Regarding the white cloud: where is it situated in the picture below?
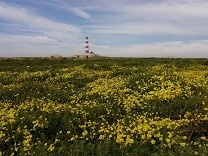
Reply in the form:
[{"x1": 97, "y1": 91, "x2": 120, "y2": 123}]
[
  {"x1": 82, "y1": 0, "x2": 208, "y2": 37},
  {"x1": 86, "y1": 22, "x2": 208, "y2": 36},
  {"x1": 28, "y1": 0, "x2": 91, "y2": 20},
  {"x1": 0, "y1": 2, "x2": 81, "y2": 42},
  {"x1": 0, "y1": 2, "x2": 83, "y2": 57},
  {"x1": 0, "y1": 35, "x2": 81, "y2": 57},
  {"x1": 1, "y1": 34, "x2": 207, "y2": 58},
  {"x1": 92, "y1": 40, "x2": 208, "y2": 58},
  {"x1": 70, "y1": 7, "x2": 90, "y2": 20}
]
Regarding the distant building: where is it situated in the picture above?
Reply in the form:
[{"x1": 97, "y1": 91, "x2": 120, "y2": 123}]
[
  {"x1": 90, "y1": 51, "x2": 94, "y2": 54},
  {"x1": 50, "y1": 54, "x2": 63, "y2": 59},
  {"x1": 73, "y1": 54, "x2": 95, "y2": 59},
  {"x1": 165, "y1": 56, "x2": 177, "y2": 58}
]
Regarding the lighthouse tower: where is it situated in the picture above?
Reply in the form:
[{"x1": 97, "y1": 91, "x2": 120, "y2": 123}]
[{"x1": 85, "y1": 35, "x2": 89, "y2": 54}]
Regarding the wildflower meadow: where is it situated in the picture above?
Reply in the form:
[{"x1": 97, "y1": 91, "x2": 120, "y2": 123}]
[{"x1": 0, "y1": 58, "x2": 208, "y2": 156}]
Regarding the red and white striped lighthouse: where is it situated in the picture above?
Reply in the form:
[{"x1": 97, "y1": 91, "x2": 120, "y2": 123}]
[{"x1": 85, "y1": 35, "x2": 89, "y2": 54}]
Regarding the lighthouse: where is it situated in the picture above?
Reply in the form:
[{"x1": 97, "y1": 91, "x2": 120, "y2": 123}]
[
  {"x1": 73, "y1": 35, "x2": 99, "y2": 58},
  {"x1": 85, "y1": 35, "x2": 89, "y2": 54}
]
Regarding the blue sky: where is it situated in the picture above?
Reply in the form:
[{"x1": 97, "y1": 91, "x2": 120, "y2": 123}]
[{"x1": 0, "y1": 0, "x2": 208, "y2": 57}]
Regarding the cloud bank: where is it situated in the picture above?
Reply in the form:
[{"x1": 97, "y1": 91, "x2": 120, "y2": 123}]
[{"x1": 0, "y1": 0, "x2": 208, "y2": 57}]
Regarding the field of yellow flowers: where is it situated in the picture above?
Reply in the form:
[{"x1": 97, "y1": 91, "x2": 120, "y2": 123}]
[{"x1": 0, "y1": 58, "x2": 208, "y2": 155}]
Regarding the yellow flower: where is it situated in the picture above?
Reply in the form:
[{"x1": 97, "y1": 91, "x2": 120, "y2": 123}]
[
  {"x1": 70, "y1": 135, "x2": 78, "y2": 141},
  {"x1": 0, "y1": 131, "x2": 5, "y2": 139},
  {"x1": 82, "y1": 130, "x2": 88, "y2": 137},
  {"x1": 126, "y1": 135, "x2": 134, "y2": 145},
  {"x1": 166, "y1": 138, "x2": 170, "y2": 143},
  {"x1": 200, "y1": 136, "x2": 206, "y2": 140},
  {"x1": 182, "y1": 136, "x2": 187, "y2": 140},
  {"x1": 116, "y1": 134, "x2": 124, "y2": 144},
  {"x1": 151, "y1": 139, "x2": 156, "y2": 144},
  {"x1": 10, "y1": 153, "x2": 15, "y2": 156},
  {"x1": 180, "y1": 142, "x2": 186, "y2": 147},
  {"x1": 48, "y1": 144, "x2": 55, "y2": 152},
  {"x1": 147, "y1": 133, "x2": 152, "y2": 140},
  {"x1": 141, "y1": 134, "x2": 146, "y2": 140},
  {"x1": 99, "y1": 135, "x2": 105, "y2": 140}
]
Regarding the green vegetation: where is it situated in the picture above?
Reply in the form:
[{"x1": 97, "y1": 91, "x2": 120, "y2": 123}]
[{"x1": 0, "y1": 57, "x2": 208, "y2": 155}]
